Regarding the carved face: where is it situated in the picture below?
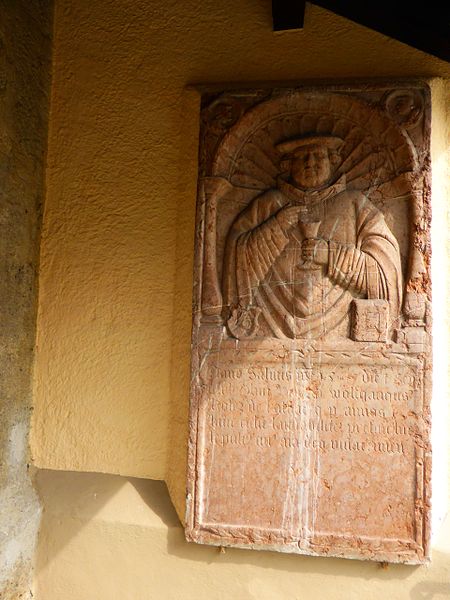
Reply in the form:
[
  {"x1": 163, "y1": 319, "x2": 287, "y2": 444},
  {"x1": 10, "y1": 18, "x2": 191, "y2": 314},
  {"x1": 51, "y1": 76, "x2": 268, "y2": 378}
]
[{"x1": 289, "y1": 145, "x2": 333, "y2": 189}]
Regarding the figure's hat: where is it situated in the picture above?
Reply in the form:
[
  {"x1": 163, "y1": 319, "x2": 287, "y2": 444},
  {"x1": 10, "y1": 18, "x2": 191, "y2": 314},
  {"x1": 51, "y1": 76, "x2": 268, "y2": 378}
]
[{"x1": 276, "y1": 135, "x2": 344, "y2": 156}]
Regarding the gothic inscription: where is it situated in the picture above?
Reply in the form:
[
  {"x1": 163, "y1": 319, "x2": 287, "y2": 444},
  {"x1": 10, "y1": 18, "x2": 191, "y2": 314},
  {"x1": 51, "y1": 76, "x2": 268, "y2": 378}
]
[
  {"x1": 205, "y1": 363, "x2": 418, "y2": 455},
  {"x1": 186, "y1": 83, "x2": 432, "y2": 563}
]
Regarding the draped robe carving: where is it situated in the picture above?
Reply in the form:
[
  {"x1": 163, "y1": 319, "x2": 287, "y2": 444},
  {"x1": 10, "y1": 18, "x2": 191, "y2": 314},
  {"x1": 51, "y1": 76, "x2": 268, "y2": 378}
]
[{"x1": 222, "y1": 176, "x2": 403, "y2": 340}]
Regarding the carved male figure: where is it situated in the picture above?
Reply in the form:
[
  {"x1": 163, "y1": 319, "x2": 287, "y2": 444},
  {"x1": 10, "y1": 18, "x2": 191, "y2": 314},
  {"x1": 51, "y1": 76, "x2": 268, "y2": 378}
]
[{"x1": 222, "y1": 135, "x2": 403, "y2": 339}]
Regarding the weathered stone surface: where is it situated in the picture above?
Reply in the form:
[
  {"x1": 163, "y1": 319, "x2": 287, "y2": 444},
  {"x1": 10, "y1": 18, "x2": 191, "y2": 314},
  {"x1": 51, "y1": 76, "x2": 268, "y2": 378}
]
[
  {"x1": 0, "y1": 1, "x2": 52, "y2": 596},
  {"x1": 186, "y1": 83, "x2": 432, "y2": 563}
]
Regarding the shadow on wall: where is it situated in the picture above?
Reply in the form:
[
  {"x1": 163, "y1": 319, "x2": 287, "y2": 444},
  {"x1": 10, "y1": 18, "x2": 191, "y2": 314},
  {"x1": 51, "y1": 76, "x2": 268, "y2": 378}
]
[
  {"x1": 35, "y1": 469, "x2": 180, "y2": 574},
  {"x1": 410, "y1": 582, "x2": 450, "y2": 600},
  {"x1": 134, "y1": 474, "x2": 419, "y2": 579},
  {"x1": 35, "y1": 470, "x2": 127, "y2": 574},
  {"x1": 138, "y1": 477, "x2": 450, "y2": 600},
  {"x1": 35, "y1": 469, "x2": 450, "y2": 600}
]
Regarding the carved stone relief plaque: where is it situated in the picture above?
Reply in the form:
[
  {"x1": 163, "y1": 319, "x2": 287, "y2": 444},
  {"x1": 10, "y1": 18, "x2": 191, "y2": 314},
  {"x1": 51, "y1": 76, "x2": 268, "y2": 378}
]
[{"x1": 186, "y1": 83, "x2": 432, "y2": 563}]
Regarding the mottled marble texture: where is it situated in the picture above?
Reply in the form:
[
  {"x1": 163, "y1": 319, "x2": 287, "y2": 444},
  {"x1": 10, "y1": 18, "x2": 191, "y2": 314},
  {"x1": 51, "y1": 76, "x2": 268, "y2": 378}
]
[{"x1": 186, "y1": 83, "x2": 432, "y2": 563}]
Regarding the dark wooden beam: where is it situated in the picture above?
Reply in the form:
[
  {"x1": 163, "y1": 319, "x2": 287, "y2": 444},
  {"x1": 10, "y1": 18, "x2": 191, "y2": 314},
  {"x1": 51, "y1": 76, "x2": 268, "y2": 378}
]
[
  {"x1": 272, "y1": 0, "x2": 306, "y2": 31},
  {"x1": 310, "y1": 1, "x2": 450, "y2": 63}
]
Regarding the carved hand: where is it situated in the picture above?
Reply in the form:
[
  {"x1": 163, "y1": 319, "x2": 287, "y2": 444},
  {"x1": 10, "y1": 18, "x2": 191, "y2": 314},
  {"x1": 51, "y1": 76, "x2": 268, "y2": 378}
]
[
  {"x1": 301, "y1": 238, "x2": 329, "y2": 265},
  {"x1": 275, "y1": 204, "x2": 304, "y2": 230}
]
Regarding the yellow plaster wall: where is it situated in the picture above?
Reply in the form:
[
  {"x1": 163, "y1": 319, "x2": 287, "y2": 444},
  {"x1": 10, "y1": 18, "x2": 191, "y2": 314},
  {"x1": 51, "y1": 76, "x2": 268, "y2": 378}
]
[
  {"x1": 30, "y1": 1, "x2": 450, "y2": 597},
  {"x1": 32, "y1": 0, "x2": 450, "y2": 484},
  {"x1": 34, "y1": 470, "x2": 450, "y2": 600}
]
